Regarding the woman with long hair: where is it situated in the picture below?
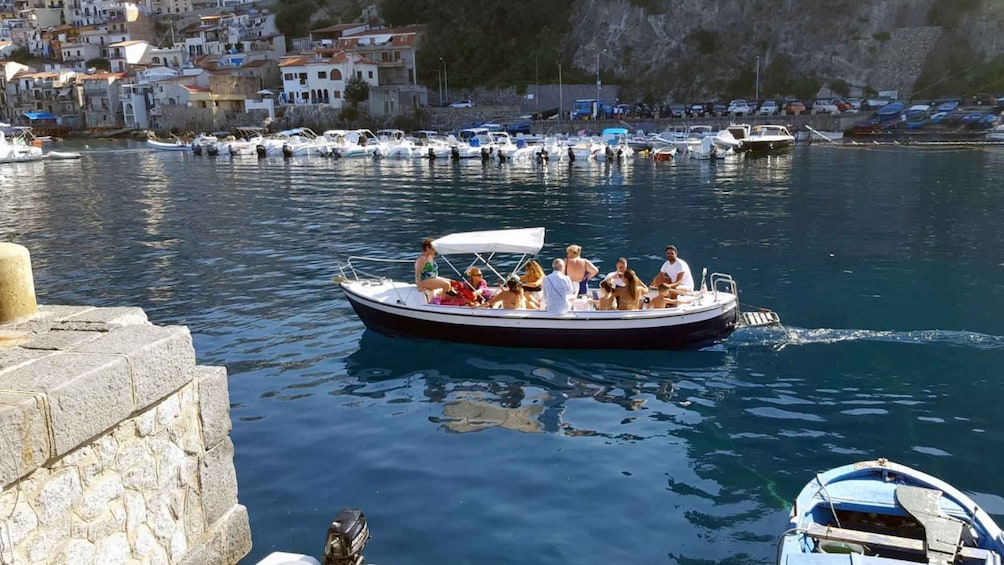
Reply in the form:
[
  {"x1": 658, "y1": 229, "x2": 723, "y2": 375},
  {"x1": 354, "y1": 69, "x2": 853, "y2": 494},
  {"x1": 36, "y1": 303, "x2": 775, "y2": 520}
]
[{"x1": 613, "y1": 269, "x2": 649, "y2": 310}]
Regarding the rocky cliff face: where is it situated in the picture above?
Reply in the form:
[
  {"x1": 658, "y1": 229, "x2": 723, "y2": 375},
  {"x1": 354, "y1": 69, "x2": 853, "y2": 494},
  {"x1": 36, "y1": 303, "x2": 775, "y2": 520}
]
[{"x1": 563, "y1": 0, "x2": 1004, "y2": 100}]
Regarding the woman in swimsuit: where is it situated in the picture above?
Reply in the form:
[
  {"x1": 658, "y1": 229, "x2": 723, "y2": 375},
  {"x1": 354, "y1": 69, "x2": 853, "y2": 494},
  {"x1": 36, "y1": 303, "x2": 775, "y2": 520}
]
[
  {"x1": 612, "y1": 269, "x2": 649, "y2": 311},
  {"x1": 564, "y1": 244, "x2": 599, "y2": 297},
  {"x1": 488, "y1": 277, "x2": 539, "y2": 310},
  {"x1": 519, "y1": 260, "x2": 545, "y2": 305},
  {"x1": 415, "y1": 238, "x2": 454, "y2": 296}
]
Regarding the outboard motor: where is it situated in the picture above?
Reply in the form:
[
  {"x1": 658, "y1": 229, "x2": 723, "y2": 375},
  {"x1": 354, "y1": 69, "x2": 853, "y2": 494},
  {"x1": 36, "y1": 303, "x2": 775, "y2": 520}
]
[
  {"x1": 192, "y1": 143, "x2": 202, "y2": 156},
  {"x1": 481, "y1": 146, "x2": 490, "y2": 163},
  {"x1": 428, "y1": 147, "x2": 436, "y2": 160},
  {"x1": 229, "y1": 145, "x2": 238, "y2": 156},
  {"x1": 567, "y1": 147, "x2": 575, "y2": 162},
  {"x1": 282, "y1": 144, "x2": 293, "y2": 159},
  {"x1": 540, "y1": 148, "x2": 549, "y2": 163},
  {"x1": 206, "y1": 143, "x2": 219, "y2": 157},
  {"x1": 451, "y1": 146, "x2": 460, "y2": 161},
  {"x1": 255, "y1": 144, "x2": 266, "y2": 159},
  {"x1": 605, "y1": 145, "x2": 614, "y2": 160},
  {"x1": 497, "y1": 149, "x2": 506, "y2": 164}
]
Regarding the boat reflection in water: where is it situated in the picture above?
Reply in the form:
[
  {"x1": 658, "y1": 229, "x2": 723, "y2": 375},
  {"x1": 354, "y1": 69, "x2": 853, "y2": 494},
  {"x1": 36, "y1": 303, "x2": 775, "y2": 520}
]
[{"x1": 341, "y1": 332, "x2": 739, "y2": 437}]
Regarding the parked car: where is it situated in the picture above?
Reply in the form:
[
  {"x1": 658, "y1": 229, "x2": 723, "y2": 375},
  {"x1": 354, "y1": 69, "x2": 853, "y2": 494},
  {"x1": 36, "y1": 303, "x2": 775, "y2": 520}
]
[
  {"x1": 846, "y1": 97, "x2": 863, "y2": 111},
  {"x1": 832, "y1": 98, "x2": 853, "y2": 112},
  {"x1": 668, "y1": 103, "x2": 686, "y2": 118},
  {"x1": 727, "y1": 99, "x2": 752, "y2": 115},
  {"x1": 707, "y1": 101, "x2": 727, "y2": 115},
  {"x1": 449, "y1": 100, "x2": 474, "y2": 108},
  {"x1": 784, "y1": 100, "x2": 807, "y2": 115},
  {"x1": 689, "y1": 103, "x2": 706, "y2": 117},
  {"x1": 812, "y1": 99, "x2": 840, "y2": 114},
  {"x1": 758, "y1": 99, "x2": 779, "y2": 115}
]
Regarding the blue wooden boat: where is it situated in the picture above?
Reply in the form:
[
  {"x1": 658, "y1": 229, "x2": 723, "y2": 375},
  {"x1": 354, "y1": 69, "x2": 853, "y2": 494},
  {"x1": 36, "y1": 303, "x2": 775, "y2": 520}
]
[{"x1": 778, "y1": 458, "x2": 1004, "y2": 565}]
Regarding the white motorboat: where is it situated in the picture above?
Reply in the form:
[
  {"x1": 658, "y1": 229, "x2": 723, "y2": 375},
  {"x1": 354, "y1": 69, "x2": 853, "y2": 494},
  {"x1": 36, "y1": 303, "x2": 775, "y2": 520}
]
[
  {"x1": 336, "y1": 227, "x2": 774, "y2": 350},
  {"x1": 146, "y1": 138, "x2": 191, "y2": 152},
  {"x1": 45, "y1": 151, "x2": 81, "y2": 160},
  {"x1": 0, "y1": 127, "x2": 46, "y2": 163},
  {"x1": 740, "y1": 124, "x2": 795, "y2": 153}
]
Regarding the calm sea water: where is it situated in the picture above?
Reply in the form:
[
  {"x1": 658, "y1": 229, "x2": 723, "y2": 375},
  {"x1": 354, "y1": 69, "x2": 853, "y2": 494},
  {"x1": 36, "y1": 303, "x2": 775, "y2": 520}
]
[{"x1": 3, "y1": 141, "x2": 1004, "y2": 564}]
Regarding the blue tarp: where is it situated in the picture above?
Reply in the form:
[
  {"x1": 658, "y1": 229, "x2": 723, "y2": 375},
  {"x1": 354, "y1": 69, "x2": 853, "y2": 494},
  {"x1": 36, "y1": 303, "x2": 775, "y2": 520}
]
[{"x1": 23, "y1": 112, "x2": 57, "y2": 120}]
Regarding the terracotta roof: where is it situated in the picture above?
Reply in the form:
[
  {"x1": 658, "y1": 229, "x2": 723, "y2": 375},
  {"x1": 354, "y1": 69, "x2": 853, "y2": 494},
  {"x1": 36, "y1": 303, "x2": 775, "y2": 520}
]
[
  {"x1": 81, "y1": 71, "x2": 127, "y2": 80},
  {"x1": 242, "y1": 59, "x2": 273, "y2": 68},
  {"x1": 311, "y1": 23, "x2": 362, "y2": 33},
  {"x1": 278, "y1": 56, "x2": 307, "y2": 67},
  {"x1": 182, "y1": 84, "x2": 210, "y2": 92},
  {"x1": 108, "y1": 39, "x2": 146, "y2": 47}
]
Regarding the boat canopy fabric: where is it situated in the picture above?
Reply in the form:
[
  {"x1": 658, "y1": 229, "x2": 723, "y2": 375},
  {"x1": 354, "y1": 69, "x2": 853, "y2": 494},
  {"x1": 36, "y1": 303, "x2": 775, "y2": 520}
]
[
  {"x1": 23, "y1": 112, "x2": 57, "y2": 120},
  {"x1": 432, "y1": 227, "x2": 545, "y2": 255}
]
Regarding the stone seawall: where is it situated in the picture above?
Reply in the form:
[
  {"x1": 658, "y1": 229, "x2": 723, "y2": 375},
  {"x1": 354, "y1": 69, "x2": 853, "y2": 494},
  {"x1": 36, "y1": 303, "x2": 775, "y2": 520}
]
[{"x1": 0, "y1": 305, "x2": 250, "y2": 564}]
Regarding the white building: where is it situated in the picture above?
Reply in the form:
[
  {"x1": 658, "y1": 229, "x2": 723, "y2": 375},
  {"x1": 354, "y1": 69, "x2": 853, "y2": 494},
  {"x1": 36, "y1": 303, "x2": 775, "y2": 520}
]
[
  {"x1": 107, "y1": 39, "x2": 150, "y2": 72},
  {"x1": 278, "y1": 51, "x2": 378, "y2": 107}
]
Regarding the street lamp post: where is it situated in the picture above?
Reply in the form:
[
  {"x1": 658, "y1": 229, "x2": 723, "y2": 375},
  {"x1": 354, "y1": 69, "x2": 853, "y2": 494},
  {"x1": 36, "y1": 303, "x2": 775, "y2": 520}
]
[
  {"x1": 439, "y1": 58, "x2": 448, "y2": 105},
  {"x1": 595, "y1": 49, "x2": 605, "y2": 119},
  {"x1": 755, "y1": 55, "x2": 760, "y2": 100},
  {"x1": 437, "y1": 69, "x2": 442, "y2": 106},
  {"x1": 557, "y1": 62, "x2": 562, "y2": 125}
]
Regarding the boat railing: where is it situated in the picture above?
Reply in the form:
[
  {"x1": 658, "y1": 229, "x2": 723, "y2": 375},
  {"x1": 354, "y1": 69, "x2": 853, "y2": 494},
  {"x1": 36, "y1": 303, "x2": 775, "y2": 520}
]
[
  {"x1": 709, "y1": 272, "x2": 736, "y2": 297},
  {"x1": 339, "y1": 256, "x2": 412, "y2": 282}
]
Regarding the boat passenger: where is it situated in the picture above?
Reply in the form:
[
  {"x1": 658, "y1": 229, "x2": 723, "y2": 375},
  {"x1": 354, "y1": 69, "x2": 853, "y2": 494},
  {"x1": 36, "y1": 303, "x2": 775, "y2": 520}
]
[
  {"x1": 464, "y1": 267, "x2": 493, "y2": 304},
  {"x1": 488, "y1": 277, "x2": 538, "y2": 310},
  {"x1": 564, "y1": 245, "x2": 599, "y2": 297},
  {"x1": 591, "y1": 280, "x2": 618, "y2": 311},
  {"x1": 519, "y1": 260, "x2": 545, "y2": 305},
  {"x1": 613, "y1": 269, "x2": 649, "y2": 310},
  {"x1": 415, "y1": 238, "x2": 454, "y2": 298},
  {"x1": 648, "y1": 283, "x2": 679, "y2": 309},
  {"x1": 601, "y1": 257, "x2": 629, "y2": 288},
  {"x1": 543, "y1": 259, "x2": 576, "y2": 314},
  {"x1": 650, "y1": 244, "x2": 694, "y2": 298}
]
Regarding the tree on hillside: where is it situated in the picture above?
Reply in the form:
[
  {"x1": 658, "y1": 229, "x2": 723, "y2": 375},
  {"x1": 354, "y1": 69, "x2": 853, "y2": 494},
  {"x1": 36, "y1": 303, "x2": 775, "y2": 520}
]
[{"x1": 86, "y1": 57, "x2": 111, "y2": 71}]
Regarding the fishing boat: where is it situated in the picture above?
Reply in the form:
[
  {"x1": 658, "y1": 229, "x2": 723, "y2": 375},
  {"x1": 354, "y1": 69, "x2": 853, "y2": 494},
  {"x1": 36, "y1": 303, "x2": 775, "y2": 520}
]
[
  {"x1": 0, "y1": 127, "x2": 45, "y2": 163},
  {"x1": 336, "y1": 227, "x2": 777, "y2": 350},
  {"x1": 777, "y1": 458, "x2": 1004, "y2": 565}
]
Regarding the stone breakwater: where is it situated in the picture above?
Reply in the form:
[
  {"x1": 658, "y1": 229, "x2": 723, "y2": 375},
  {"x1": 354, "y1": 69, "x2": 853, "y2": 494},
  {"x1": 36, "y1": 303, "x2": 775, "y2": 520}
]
[{"x1": 0, "y1": 305, "x2": 250, "y2": 565}]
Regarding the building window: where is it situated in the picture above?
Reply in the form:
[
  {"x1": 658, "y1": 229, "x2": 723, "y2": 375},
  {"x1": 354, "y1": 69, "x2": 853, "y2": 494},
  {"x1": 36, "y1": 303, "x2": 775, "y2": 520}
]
[
  {"x1": 356, "y1": 71, "x2": 362, "y2": 79},
  {"x1": 333, "y1": 91, "x2": 340, "y2": 99},
  {"x1": 367, "y1": 71, "x2": 373, "y2": 79},
  {"x1": 284, "y1": 73, "x2": 292, "y2": 80},
  {"x1": 394, "y1": 51, "x2": 400, "y2": 61},
  {"x1": 318, "y1": 71, "x2": 326, "y2": 79},
  {"x1": 330, "y1": 69, "x2": 341, "y2": 80}
]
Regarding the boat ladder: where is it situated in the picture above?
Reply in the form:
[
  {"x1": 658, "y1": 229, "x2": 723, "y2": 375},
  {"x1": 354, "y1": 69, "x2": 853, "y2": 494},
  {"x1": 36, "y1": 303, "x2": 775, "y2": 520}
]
[{"x1": 739, "y1": 309, "x2": 781, "y2": 328}]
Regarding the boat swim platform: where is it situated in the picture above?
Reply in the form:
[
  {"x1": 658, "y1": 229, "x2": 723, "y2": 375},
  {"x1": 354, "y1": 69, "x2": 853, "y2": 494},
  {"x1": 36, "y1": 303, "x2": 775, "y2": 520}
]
[{"x1": 738, "y1": 309, "x2": 781, "y2": 328}]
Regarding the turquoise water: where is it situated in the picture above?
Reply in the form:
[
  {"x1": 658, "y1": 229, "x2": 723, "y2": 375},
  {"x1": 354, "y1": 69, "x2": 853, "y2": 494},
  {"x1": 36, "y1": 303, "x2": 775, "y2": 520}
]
[{"x1": 3, "y1": 142, "x2": 1004, "y2": 563}]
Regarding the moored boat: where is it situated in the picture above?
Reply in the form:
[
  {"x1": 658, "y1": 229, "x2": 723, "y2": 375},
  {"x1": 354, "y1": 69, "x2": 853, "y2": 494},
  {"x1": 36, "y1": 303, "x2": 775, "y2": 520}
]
[
  {"x1": 0, "y1": 127, "x2": 45, "y2": 163},
  {"x1": 336, "y1": 227, "x2": 772, "y2": 350},
  {"x1": 740, "y1": 124, "x2": 795, "y2": 153},
  {"x1": 147, "y1": 138, "x2": 191, "y2": 152},
  {"x1": 778, "y1": 458, "x2": 1004, "y2": 565}
]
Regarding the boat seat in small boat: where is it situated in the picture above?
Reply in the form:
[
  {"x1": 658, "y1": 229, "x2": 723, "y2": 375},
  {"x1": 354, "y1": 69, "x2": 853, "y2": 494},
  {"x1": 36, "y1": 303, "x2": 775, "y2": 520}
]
[{"x1": 802, "y1": 523, "x2": 995, "y2": 564}]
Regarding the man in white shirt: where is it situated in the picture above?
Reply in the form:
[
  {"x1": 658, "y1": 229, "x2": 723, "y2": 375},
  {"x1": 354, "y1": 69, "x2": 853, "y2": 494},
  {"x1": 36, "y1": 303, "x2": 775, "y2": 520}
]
[
  {"x1": 601, "y1": 257, "x2": 628, "y2": 288},
  {"x1": 650, "y1": 245, "x2": 693, "y2": 298},
  {"x1": 543, "y1": 258, "x2": 576, "y2": 314}
]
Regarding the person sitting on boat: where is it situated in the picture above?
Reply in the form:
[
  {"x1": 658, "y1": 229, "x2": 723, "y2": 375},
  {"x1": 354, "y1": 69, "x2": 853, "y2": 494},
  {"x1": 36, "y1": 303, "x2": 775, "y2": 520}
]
[
  {"x1": 543, "y1": 258, "x2": 577, "y2": 314},
  {"x1": 648, "y1": 283, "x2": 679, "y2": 309},
  {"x1": 650, "y1": 245, "x2": 694, "y2": 298},
  {"x1": 488, "y1": 277, "x2": 538, "y2": 310},
  {"x1": 591, "y1": 279, "x2": 618, "y2": 311},
  {"x1": 415, "y1": 238, "x2": 455, "y2": 299},
  {"x1": 564, "y1": 244, "x2": 599, "y2": 297},
  {"x1": 519, "y1": 260, "x2": 545, "y2": 305},
  {"x1": 601, "y1": 257, "x2": 629, "y2": 288},
  {"x1": 613, "y1": 269, "x2": 650, "y2": 311},
  {"x1": 464, "y1": 267, "x2": 493, "y2": 304}
]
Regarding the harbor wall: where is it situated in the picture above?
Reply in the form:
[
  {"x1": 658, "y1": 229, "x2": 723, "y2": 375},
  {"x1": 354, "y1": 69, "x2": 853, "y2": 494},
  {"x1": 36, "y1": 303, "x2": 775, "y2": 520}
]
[{"x1": 0, "y1": 305, "x2": 251, "y2": 565}]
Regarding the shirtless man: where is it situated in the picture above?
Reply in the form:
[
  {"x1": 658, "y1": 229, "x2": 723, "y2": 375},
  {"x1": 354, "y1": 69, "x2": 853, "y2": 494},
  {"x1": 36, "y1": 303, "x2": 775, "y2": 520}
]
[
  {"x1": 564, "y1": 244, "x2": 599, "y2": 297},
  {"x1": 488, "y1": 277, "x2": 538, "y2": 310}
]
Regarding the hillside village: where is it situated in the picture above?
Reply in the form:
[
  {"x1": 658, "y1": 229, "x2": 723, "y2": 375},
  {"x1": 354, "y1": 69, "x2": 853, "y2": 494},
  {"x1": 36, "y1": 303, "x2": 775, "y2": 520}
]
[{"x1": 0, "y1": 0, "x2": 428, "y2": 135}]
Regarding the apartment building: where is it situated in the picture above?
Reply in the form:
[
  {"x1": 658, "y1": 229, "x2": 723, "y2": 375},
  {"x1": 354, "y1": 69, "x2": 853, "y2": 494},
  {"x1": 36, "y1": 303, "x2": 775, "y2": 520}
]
[{"x1": 80, "y1": 69, "x2": 124, "y2": 128}]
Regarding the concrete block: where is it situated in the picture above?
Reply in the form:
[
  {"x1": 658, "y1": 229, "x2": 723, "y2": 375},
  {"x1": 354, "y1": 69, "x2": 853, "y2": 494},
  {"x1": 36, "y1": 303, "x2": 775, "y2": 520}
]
[
  {"x1": 21, "y1": 329, "x2": 103, "y2": 351},
  {"x1": 196, "y1": 366, "x2": 232, "y2": 449},
  {"x1": 75, "y1": 324, "x2": 196, "y2": 410},
  {"x1": 35, "y1": 305, "x2": 96, "y2": 321},
  {"x1": 65, "y1": 306, "x2": 149, "y2": 326},
  {"x1": 0, "y1": 352, "x2": 133, "y2": 457},
  {"x1": 222, "y1": 504, "x2": 253, "y2": 565},
  {"x1": 0, "y1": 392, "x2": 50, "y2": 485},
  {"x1": 199, "y1": 437, "x2": 238, "y2": 526},
  {"x1": 0, "y1": 347, "x2": 50, "y2": 376}
]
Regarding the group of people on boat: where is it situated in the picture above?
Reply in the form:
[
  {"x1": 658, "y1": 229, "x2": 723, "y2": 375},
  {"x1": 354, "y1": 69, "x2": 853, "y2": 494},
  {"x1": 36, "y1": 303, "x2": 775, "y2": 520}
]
[{"x1": 415, "y1": 238, "x2": 696, "y2": 313}]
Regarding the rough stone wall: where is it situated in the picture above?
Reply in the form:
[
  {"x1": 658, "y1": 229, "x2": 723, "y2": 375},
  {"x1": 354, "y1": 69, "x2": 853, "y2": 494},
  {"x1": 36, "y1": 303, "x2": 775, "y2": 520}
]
[{"x1": 0, "y1": 305, "x2": 251, "y2": 565}]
